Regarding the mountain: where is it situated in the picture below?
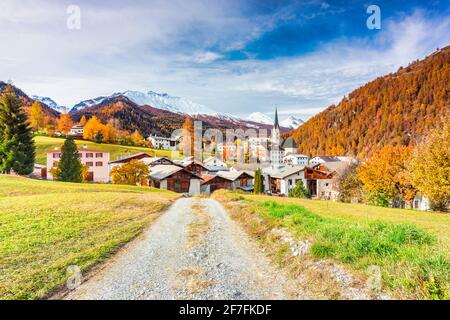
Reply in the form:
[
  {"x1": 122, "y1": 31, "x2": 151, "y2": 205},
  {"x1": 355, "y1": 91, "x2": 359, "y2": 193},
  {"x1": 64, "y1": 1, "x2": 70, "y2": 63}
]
[
  {"x1": 70, "y1": 95, "x2": 281, "y2": 137},
  {"x1": 71, "y1": 96, "x2": 111, "y2": 113},
  {"x1": 31, "y1": 96, "x2": 66, "y2": 113},
  {"x1": 71, "y1": 90, "x2": 218, "y2": 115},
  {"x1": 290, "y1": 46, "x2": 450, "y2": 158},
  {"x1": 0, "y1": 82, "x2": 60, "y2": 119},
  {"x1": 280, "y1": 115, "x2": 304, "y2": 129},
  {"x1": 71, "y1": 95, "x2": 187, "y2": 137},
  {"x1": 247, "y1": 112, "x2": 273, "y2": 125}
]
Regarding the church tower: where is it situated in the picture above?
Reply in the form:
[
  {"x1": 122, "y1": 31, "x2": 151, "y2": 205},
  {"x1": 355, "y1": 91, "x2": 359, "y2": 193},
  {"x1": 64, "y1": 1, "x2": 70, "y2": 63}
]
[
  {"x1": 271, "y1": 107, "x2": 281, "y2": 146},
  {"x1": 270, "y1": 107, "x2": 283, "y2": 166}
]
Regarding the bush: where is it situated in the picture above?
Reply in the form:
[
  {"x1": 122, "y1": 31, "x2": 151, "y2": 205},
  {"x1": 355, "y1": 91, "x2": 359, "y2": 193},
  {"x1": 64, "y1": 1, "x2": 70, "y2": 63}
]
[{"x1": 288, "y1": 180, "x2": 310, "y2": 198}]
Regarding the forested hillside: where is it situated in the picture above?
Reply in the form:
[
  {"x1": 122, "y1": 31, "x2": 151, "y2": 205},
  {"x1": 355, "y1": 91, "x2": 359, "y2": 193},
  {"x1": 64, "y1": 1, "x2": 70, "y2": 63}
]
[{"x1": 291, "y1": 46, "x2": 450, "y2": 158}]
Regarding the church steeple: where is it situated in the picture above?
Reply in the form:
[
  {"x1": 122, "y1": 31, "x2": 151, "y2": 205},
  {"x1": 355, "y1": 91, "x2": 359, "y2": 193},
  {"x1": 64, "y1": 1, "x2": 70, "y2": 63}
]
[{"x1": 274, "y1": 107, "x2": 280, "y2": 129}]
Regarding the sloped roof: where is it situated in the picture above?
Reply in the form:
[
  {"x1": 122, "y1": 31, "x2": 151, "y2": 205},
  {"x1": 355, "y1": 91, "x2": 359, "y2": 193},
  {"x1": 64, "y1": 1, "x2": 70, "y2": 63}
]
[
  {"x1": 109, "y1": 152, "x2": 153, "y2": 164},
  {"x1": 263, "y1": 165, "x2": 306, "y2": 179},
  {"x1": 204, "y1": 165, "x2": 228, "y2": 172},
  {"x1": 216, "y1": 170, "x2": 253, "y2": 181},
  {"x1": 200, "y1": 174, "x2": 231, "y2": 185},
  {"x1": 312, "y1": 156, "x2": 340, "y2": 162},
  {"x1": 149, "y1": 165, "x2": 201, "y2": 181}
]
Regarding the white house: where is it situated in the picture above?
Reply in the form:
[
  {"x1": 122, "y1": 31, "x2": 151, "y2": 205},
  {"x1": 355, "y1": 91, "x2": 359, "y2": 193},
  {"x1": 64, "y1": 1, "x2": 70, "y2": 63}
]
[
  {"x1": 309, "y1": 156, "x2": 341, "y2": 166},
  {"x1": 412, "y1": 195, "x2": 431, "y2": 211},
  {"x1": 147, "y1": 135, "x2": 179, "y2": 150},
  {"x1": 68, "y1": 125, "x2": 84, "y2": 137},
  {"x1": 47, "y1": 146, "x2": 110, "y2": 183},
  {"x1": 283, "y1": 153, "x2": 309, "y2": 166},
  {"x1": 262, "y1": 165, "x2": 334, "y2": 197},
  {"x1": 203, "y1": 156, "x2": 227, "y2": 168}
]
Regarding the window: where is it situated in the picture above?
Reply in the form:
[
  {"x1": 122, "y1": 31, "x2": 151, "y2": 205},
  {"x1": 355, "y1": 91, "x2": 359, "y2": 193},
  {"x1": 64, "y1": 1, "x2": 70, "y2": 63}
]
[
  {"x1": 95, "y1": 162, "x2": 103, "y2": 167},
  {"x1": 53, "y1": 161, "x2": 59, "y2": 167},
  {"x1": 53, "y1": 153, "x2": 60, "y2": 159},
  {"x1": 86, "y1": 162, "x2": 93, "y2": 167},
  {"x1": 86, "y1": 153, "x2": 93, "y2": 158},
  {"x1": 95, "y1": 153, "x2": 103, "y2": 158}
]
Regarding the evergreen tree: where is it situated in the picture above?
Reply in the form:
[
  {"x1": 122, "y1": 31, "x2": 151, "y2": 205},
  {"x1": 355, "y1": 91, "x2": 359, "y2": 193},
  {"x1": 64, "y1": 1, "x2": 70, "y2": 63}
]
[
  {"x1": 58, "y1": 138, "x2": 82, "y2": 182},
  {"x1": 0, "y1": 86, "x2": 35, "y2": 175},
  {"x1": 253, "y1": 168, "x2": 264, "y2": 194},
  {"x1": 94, "y1": 131, "x2": 103, "y2": 144},
  {"x1": 288, "y1": 180, "x2": 310, "y2": 198}
]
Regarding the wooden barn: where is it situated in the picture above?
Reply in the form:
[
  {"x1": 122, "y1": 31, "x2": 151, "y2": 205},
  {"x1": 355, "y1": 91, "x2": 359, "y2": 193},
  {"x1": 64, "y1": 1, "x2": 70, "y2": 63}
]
[
  {"x1": 201, "y1": 174, "x2": 233, "y2": 194},
  {"x1": 149, "y1": 165, "x2": 201, "y2": 195}
]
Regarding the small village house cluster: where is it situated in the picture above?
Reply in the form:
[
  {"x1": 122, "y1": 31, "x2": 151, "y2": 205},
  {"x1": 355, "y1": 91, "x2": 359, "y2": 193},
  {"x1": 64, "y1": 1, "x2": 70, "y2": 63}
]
[{"x1": 34, "y1": 109, "x2": 431, "y2": 210}]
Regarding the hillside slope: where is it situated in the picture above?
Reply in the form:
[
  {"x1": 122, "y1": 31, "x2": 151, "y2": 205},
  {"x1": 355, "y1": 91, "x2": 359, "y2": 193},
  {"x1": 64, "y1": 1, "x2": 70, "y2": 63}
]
[
  {"x1": 70, "y1": 95, "x2": 280, "y2": 137},
  {"x1": 0, "y1": 81, "x2": 60, "y2": 119},
  {"x1": 290, "y1": 46, "x2": 450, "y2": 158}
]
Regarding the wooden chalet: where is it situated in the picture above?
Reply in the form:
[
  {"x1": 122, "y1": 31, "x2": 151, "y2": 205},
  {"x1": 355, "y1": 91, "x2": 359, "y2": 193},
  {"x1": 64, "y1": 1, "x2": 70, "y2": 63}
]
[
  {"x1": 149, "y1": 165, "x2": 201, "y2": 194},
  {"x1": 200, "y1": 174, "x2": 233, "y2": 194}
]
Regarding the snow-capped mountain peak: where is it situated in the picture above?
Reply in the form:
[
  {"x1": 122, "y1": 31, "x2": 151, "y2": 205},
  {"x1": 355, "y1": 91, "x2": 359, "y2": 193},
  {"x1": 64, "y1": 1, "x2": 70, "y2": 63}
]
[
  {"x1": 31, "y1": 96, "x2": 66, "y2": 113},
  {"x1": 71, "y1": 90, "x2": 219, "y2": 116},
  {"x1": 246, "y1": 112, "x2": 273, "y2": 125},
  {"x1": 280, "y1": 115, "x2": 304, "y2": 129}
]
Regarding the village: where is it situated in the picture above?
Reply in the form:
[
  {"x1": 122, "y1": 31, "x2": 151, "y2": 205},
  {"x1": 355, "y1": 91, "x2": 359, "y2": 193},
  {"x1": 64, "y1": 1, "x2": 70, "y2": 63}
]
[{"x1": 31, "y1": 109, "x2": 430, "y2": 210}]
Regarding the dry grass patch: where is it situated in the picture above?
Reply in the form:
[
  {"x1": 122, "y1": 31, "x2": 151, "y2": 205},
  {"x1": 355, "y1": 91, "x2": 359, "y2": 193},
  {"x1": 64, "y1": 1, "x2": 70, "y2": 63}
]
[
  {"x1": 0, "y1": 175, "x2": 179, "y2": 300},
  {"x1": 186, "y1": 201, "x2": 211, "y2": 249},
  {"x1": 177, "y1": 266, "x2": 214, "y2": 294}
]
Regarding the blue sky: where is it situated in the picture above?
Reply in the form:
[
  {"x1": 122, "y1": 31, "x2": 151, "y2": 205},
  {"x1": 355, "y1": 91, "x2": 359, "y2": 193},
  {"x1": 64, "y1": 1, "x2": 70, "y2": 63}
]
[{"x1": 0, "y1": 0, "x2": 449, "y2": 120}]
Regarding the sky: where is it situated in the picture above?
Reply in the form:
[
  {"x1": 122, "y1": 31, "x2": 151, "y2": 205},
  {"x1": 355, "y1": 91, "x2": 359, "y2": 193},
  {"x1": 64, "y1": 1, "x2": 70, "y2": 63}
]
[{"x1": 0, "y1": 0, "x2": 449, "y2": 120}]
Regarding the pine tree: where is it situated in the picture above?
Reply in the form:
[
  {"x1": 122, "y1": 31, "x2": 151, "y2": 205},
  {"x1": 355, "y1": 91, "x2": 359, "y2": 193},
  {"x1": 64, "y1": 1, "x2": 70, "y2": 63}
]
[
  {"x1": 94, "y1": 131, "x2": 103, "y2": 144},
  {"x1": 58, "y1": 138, "x2": 82, "y2": 182},
  {"x1": 0, "y1": 86, "x2": 35, "y2": 175},
  {"x1": 288, "y1": 180, "x2": 310, "y2": 198},
  {"x1": 253, "y1": 168, "x2": 264, "y2": 194}
]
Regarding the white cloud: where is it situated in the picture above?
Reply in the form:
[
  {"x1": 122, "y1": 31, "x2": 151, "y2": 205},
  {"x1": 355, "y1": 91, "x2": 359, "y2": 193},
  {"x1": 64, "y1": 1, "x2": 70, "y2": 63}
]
[{"x1": 0, "y1": 3, "x2": 449, "y2": 120}]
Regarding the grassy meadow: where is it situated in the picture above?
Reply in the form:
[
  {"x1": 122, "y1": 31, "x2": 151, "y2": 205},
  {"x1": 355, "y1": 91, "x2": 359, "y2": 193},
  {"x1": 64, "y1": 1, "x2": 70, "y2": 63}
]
[
  {"x1": 34, "y1": 136, "x2": 181, "y2": 164},
  {"x1": 213, "y1": 191, "x2": 450, "y2": 299},
  {"x1": 0, "y1": 175, "x2": 179, "y2": 300}
]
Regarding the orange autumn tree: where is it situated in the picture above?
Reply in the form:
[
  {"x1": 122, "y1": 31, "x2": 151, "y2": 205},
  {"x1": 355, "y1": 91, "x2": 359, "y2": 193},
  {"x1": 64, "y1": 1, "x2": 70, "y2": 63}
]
[
  {"x1": 79, "y1": 115, "x2": 87, "y2": 126},
  {"x1": 358, "y1": 145, "x2": 416, "y2": 207},
  {"x1": 57, "y1": 113, "x2": 74, "y2": 134},
  {"x1": 30, "y1": 101, "x2": 44, "y2": 131},
  {"x1": 180, "y1": 117, "x2": 194, "y2": 156},
  {"x1": 131, "y1": 130, "x2": 144, "y2": 146},
  {"x1": 103, "y1": 123, "x2": 118, "y2": 143},
  {"x1": 408, "y1": 122, "x2": 450, "y2": 211}
]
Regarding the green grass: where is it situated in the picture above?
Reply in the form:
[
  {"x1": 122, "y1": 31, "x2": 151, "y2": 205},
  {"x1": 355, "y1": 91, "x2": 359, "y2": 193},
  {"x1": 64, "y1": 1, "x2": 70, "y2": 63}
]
[
  {"x1": 0, "y1": 175, "x2": 179, "y2": 300},
  {"x1": 34, "y1": 136, "x2": 181, "y2": 164},
  {"x1": 220, "y1": 192, "x2": 450, "y2": 299}
]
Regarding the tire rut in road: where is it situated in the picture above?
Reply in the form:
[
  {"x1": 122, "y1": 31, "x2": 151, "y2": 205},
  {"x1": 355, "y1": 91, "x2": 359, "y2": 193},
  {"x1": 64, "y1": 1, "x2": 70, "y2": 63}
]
[{"x1": 64, "y1": 198, "x2": 304, "y2": 300}]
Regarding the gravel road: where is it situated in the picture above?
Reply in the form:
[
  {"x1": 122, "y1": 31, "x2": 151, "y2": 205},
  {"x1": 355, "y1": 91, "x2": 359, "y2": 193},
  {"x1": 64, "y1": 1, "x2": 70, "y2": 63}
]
[{"x1": 64, "y1": 198, "x2": 303, "y2": 300}]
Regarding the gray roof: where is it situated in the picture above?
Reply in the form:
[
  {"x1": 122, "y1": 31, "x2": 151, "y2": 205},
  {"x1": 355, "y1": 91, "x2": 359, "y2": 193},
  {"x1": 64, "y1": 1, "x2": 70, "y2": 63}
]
[
  {"x1": 216, "y1": 170, "x2": 253, "y2": 181},
  {"x1": 312, "y1": 156, "x2": 341, "y2": 162},
  {"x1": 204, "y1": 165, "x2": 228, "y2": 172},
  {"x1": 109, "y1": 152, "x2": 153, "y2": 164},
  {"x1": 148, "y1": 165, "x2": 202, "y2": 181},
  {"x1": 263, "y1": 165, "x2": 306, "y2": 179}
]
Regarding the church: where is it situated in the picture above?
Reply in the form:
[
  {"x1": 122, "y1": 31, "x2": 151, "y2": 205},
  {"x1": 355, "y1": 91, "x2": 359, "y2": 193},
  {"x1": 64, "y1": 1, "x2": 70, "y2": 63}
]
[
  {"x1": 269, "y1": 108, "x2": 309, "y2": 167},
  {"x1": 270, "y1": 108, "x2": 284, "y2": 166}
]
